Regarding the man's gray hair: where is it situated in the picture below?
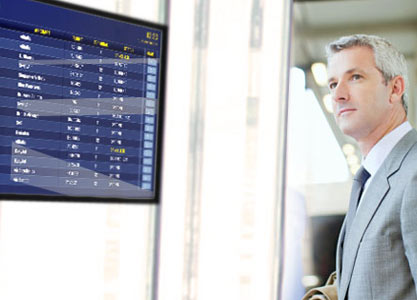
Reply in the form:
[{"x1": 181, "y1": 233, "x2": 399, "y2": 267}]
[{"x1": 326, "y1": 34, "x2": 409, "y2": 114}]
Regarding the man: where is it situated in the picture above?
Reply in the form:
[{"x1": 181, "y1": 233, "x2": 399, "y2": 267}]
[{"x1": 326, "y1": 34, "x2": 417, "y2": 299}]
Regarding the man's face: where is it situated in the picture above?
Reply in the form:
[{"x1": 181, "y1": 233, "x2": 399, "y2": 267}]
[{"x1": 327, "y1": 46, "x2": 393, "y2": 141}]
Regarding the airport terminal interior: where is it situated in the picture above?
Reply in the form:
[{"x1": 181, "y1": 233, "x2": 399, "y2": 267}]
[{"x1": 0, "y1": 0, "x2": 416, "y2": 299}]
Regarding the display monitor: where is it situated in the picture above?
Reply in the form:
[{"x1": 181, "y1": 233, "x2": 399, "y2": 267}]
[{"x1": 0, "y1": 0, "x2": 167, "y2": 202}]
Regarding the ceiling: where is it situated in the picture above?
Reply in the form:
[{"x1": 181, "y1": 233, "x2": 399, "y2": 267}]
[
  {"x1": 291, "y1": 0, "x2": 417, "y2": 159},
  {"x1": 292, "y1": 0, "x2": 417, "y2": 65}
]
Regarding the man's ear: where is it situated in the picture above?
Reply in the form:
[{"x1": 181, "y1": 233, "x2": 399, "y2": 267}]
[{"x1": 390, "y1": 75, "x2": 405, "y2": 104}]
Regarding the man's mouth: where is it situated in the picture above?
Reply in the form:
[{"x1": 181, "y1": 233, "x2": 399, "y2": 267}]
[{"x1": 338, "y1": 108, "x2": 356, "y2": 116}]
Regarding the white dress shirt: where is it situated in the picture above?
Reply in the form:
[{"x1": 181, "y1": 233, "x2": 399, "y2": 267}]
[{"x1": 358, "y1": 121, "x2": 413, "y2": 210}]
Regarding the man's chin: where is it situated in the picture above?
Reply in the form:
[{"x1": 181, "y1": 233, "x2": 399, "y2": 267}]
[{"x1": 338, "y1": 123, "x2": 357, "y2": 138}]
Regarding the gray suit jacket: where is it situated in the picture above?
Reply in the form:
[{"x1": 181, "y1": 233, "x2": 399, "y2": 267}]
[{"x1": 336, "y1": 129, "x2": 417, "y2": 299}]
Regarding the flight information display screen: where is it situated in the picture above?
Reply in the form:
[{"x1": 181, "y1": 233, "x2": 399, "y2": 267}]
[{"x1": 0, "y1": 0, "x2": 167, "y2": 202}]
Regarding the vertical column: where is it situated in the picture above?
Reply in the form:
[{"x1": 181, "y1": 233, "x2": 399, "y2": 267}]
[
  {"x1": 141, "y1": 54, "x2": 158, "y2": 190},
  {"x1": 108, "y1": 53, "x2": 129, "y2": 190},
  {"x1": 8, "y1": 28, "x2": 65, "y2": 189},
  {"x1": 11, "y1": 32, "x2": 35, "y2": 186},
  {"x1": 94, "y1": 47, "x2": 105, "y2": 189},
  {"x1": 61, "y1": 39, "x2": 87, "y2": 189}
]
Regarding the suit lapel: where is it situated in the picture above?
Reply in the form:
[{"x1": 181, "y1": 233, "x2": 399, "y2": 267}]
[
  {"x1": 336, "y1": 179, "x2": 359, "y2": 288},
  {"x1": 336, "y1": 219, "x2": 346, "y2": 288},
  {"x1": 338, "y1": 129, "x2": 417, "y2": 299},
  {"x1": 338, "y1": 175, "x2": 390, "y2": 297}
]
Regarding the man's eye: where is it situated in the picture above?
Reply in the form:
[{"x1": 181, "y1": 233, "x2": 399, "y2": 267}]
[
  {"x1": 352, "y1": 74, "x2": 362, "y2": 80},
  {"x1": 329, "y1": 82, "x2": 337, "y2": 89}
]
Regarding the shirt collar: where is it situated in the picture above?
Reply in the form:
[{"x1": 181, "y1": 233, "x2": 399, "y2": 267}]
[{"x1": 363, "y1": 121, "x2": 412, "y2": 177}]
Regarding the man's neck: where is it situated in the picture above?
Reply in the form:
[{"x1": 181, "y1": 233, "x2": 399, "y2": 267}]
[{"x1": 358, "y1": 115, "x2": 408, "y2": 156}]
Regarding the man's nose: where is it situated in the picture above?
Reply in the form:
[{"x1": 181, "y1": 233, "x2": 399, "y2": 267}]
[{"x1": 332, "y1": 81, "x2": 349, "y2": 102}]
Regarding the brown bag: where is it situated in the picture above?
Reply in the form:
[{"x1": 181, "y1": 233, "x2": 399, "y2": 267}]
[{"x1": 301, "y1": 272, "x2": 337, "y2": 300}]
